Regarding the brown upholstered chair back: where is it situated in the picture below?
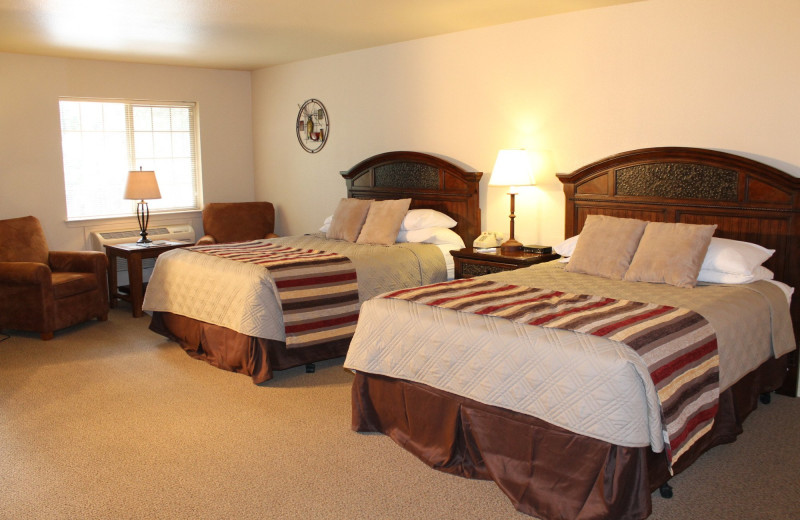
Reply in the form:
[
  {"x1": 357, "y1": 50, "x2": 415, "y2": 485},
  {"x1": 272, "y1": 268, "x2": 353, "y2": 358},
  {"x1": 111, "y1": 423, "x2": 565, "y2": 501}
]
[
  {"x1": 200, "y1": 202, "x2": 276, "y2": 244},
  {"x1": 0, "y1": 215, "x2": 49, "y2": 264}
]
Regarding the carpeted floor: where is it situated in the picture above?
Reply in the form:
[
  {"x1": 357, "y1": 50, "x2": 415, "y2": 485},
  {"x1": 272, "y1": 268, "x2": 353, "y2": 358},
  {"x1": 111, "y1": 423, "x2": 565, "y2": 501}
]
[{"x1": 1, "y1": 308, "x2": 798, "y2": 520}]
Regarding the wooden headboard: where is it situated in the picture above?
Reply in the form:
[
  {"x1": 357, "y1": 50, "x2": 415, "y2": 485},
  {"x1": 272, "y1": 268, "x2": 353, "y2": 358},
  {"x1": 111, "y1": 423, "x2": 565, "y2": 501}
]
[
  {"x1": 557, "y1": 146, "x2": 800, "y2": 396},
  {"x1": 341, "y1": 151, "x2": 482, "y2": 247}
]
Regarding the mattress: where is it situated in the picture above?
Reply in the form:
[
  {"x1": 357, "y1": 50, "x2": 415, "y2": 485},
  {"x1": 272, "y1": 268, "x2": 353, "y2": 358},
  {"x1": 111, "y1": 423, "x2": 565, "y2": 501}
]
[{"x1": 343, "y1": 261, "x2": 795, "y2": 451}]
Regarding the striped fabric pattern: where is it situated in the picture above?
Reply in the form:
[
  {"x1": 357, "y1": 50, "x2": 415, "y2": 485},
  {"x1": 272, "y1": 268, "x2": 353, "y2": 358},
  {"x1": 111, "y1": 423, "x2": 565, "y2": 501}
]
[
  {"x1": 382, "y1": 278, "x2": 719, "y2": 465},
  {"x1": 190, "y1": 241, "x2": 359, "y2": 348}
]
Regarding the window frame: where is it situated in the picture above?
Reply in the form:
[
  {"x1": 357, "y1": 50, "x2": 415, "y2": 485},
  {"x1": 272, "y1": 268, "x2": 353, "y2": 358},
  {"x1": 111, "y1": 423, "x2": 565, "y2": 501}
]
[{"x1": 58, "y1": 97, "x2": 203, "y2": 222}]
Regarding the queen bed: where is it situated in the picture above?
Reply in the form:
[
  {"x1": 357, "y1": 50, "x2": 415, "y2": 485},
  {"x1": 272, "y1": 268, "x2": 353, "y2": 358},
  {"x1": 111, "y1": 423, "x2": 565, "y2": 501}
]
[
  {"x1": 144, "y1": 151, "x2": 482, "y2": 383},
  {"x1": 343, "y1": 147, "x2": 799, "y2": 520}
]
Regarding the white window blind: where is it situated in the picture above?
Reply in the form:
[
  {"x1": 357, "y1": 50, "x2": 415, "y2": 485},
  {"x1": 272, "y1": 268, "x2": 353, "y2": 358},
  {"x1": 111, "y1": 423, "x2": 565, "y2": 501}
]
[{"x1": 59, "y1": 98, "x2": 201, "y2": 220}]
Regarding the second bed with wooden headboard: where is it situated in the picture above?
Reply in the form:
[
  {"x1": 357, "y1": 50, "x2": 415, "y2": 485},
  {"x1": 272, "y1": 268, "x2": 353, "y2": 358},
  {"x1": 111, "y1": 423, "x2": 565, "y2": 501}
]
[
  {"x1": 144, "y1": 151, "x2": 482, "y2": 383},
  {"x1": 344, "y1": 147, "x2": 798, "y2": 520}
]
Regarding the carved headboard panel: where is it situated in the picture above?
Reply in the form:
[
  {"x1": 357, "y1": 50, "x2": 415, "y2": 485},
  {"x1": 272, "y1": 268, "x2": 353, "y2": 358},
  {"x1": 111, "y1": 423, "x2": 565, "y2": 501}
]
[
  {"x1": 341, "y1": 151, "x2": 482, "y2": 247},
  {"x1": 558, "y1": 147, "x2": 799, "y2": 395}
]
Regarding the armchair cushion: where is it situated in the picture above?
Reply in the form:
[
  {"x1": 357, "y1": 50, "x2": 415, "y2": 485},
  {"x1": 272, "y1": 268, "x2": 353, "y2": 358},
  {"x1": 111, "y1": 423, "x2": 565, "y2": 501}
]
[
  {"x1": 200, "y1": 202, "x2": 277, "y2": 244},
  {"x1": 51, "y1": 272, "x2": 102, "y2": 299}
]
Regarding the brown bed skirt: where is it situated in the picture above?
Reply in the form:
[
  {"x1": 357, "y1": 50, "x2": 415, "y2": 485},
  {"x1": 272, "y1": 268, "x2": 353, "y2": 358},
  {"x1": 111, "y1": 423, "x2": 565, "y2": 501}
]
[
  {"x1": 351, "y1": 354, "x2": 789, "y2": 520},
  {"x1": 149, "y1": 311, "x2": 350, "y2": 383}
]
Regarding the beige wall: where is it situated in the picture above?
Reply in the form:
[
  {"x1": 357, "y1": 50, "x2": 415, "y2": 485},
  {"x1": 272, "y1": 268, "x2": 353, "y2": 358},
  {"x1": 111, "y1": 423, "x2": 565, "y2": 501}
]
[
  {"x1": 0, "y1": 53, "x2": 255, "y2": 251},
  {"x1": 252, "y1": 0, "x2": 800, "y2": 247},
  {"x1": 3, "y1": 0, "x2": 798, "y2": 251}
]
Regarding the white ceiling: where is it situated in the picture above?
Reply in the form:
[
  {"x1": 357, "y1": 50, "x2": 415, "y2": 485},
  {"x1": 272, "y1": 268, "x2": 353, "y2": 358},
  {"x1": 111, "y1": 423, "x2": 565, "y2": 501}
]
[{"x1": 0, "y1": 0, "x2": 641, "y2": 70}]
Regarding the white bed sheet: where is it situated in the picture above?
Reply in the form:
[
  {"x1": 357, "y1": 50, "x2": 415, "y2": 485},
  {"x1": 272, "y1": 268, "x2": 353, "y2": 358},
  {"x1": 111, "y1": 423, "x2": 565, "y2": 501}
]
[{"x1": 435, "y1": 243, "x2": 456, "y2": 280}]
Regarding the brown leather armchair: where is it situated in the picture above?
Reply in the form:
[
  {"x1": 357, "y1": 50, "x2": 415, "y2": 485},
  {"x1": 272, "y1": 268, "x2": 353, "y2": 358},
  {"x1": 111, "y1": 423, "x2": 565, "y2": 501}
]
[
  {"x1": 0, "y1": 216, "x2": 109, "y2": 340},
  {"x1": 196, "y1": 201, "x2": 278, "y2": 245}
]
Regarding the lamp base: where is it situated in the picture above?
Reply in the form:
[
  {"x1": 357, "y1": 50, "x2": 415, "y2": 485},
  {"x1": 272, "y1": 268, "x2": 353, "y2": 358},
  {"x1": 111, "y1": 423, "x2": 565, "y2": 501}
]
[
  {"x1": 135, "y1": 201, "x2": 152, "y2": 245},
  {"x1": 499, "y1": 238, "x2": 524, "y2": 253},
  {"x1": 136, "y1": 228, "x2": 152, "y2": 244}
]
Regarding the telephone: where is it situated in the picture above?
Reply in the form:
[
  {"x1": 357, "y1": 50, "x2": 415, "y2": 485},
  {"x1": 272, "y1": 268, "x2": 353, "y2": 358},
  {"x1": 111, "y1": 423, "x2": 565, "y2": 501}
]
[{"x1": 473, "y1": 231, "x2": 504, "y2": 248}]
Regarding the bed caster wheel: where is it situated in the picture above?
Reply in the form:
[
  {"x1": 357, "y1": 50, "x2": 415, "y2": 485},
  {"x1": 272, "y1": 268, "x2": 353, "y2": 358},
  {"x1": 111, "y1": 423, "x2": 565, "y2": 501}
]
[
  {"x1": 759, "y1": 392, "x2": 771, "y2": 404},
  {"x1": 305, "y1": 363, "x2": 315, "y2": 373},
  {"x1": 659, "y1": 483, "x2": 673, "y2": 499}
]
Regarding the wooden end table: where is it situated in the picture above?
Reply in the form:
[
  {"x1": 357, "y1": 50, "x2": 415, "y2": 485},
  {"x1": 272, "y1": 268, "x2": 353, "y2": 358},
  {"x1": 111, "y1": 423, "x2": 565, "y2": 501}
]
[
  {"x1": 451, "y1": 247, "x2": 560, "y2": 279},
  {"x1": 105, "y1": 241, "x2": 192, "y2": 317}
]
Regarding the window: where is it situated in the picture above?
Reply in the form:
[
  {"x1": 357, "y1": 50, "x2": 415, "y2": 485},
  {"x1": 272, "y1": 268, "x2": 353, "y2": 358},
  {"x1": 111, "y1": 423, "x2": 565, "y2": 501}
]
[{"x1": 58, "y1": 98, "x2": 201, "y2": 221}]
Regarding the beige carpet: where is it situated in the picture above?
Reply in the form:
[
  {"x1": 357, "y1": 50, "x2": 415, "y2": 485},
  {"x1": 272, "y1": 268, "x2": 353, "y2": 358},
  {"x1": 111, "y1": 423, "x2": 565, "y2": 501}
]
[{"x1": 1, "y1": 308, "x2": 798, "y2": 520}]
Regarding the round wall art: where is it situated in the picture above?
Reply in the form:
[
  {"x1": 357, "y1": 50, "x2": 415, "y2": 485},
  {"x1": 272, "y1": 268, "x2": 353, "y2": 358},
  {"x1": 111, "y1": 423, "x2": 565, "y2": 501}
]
[{"x1": 296, "y1": 99, "x2": 329, "y2": 153}]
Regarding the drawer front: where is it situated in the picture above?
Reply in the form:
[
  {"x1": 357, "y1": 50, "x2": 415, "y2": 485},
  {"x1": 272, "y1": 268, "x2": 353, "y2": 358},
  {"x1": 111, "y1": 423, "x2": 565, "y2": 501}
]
[{"x1": 459, "y1": 261, "x2": 513, "y2": 278}]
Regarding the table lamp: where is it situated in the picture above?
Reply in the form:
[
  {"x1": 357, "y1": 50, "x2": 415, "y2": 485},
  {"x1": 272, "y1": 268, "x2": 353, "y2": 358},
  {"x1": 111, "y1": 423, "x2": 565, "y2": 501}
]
[
  {"x1": 124, "y1": 168, "x2": 162, "y2": 244},
  {"x1": 489, "y1": 149, "x2": 534, "y2": 253}
]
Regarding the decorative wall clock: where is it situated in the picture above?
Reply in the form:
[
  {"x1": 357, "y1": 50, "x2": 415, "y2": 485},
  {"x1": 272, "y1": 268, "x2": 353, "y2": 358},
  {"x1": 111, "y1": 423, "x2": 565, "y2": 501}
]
[{"x1": 296, "y1": 99, "x2": 329, "y2": 153}]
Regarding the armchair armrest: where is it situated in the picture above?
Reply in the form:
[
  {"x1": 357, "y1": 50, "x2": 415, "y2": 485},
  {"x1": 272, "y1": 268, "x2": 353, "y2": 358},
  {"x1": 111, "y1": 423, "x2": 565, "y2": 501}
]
[
  {"x1": 196, "y1": 235, "x2": 217, "y2": 245},
  {"x1": 49, "y1": 251, "x2": 107, "y2": 276},
  {"x1": 0, "y1": 261, "x2": 51, "y2": 285}
]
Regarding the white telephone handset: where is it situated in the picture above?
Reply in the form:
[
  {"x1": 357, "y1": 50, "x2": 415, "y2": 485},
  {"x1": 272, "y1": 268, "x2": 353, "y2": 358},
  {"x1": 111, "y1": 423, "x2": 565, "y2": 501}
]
[{"x1": 473, "y1": 231, "x2": 504, "y2": 248}]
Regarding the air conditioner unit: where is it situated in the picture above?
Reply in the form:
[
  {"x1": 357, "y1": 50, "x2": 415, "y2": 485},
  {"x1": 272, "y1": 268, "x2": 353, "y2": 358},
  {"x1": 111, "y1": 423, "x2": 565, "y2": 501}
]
[{"x1": 90, "y1": 224, "x2": 195, "y2": 251}]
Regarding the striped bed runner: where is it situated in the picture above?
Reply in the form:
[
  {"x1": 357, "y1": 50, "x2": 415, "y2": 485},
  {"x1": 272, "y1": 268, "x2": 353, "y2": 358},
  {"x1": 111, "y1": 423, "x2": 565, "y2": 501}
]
[
  {"x1": 381, "y1": 278, "x2": 719, "y2": 466},
  {"x1": 190, "y1": 241, "x2": 359, "y2": 348}
]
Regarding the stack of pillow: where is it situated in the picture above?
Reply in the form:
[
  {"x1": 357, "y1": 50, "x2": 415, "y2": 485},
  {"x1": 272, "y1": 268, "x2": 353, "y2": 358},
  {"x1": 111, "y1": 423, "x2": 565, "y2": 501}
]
[
  {"x1": 319, "y1": 198, "x2": 464, "y2": 248},
  {"x1": 554, "y1": 215, "x2": 775, "y2": 288}
]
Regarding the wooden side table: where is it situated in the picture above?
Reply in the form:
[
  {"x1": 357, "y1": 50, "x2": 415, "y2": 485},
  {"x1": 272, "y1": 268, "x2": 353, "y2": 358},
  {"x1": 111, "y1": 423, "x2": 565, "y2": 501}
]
[
  {"x1": 105, "y1": 241, "x2": 192, "y2": 317},
  {"x1": 451, "y1": 247, "x2": 560, "y2": 279}
]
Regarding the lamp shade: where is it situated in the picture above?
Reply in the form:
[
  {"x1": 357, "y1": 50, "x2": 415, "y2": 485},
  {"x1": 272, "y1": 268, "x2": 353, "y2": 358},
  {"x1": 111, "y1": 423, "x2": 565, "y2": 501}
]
[
  {"x1": 124, "y1": 170, "x2": 162, "y2": 200},
  {"x1": 488, "y1": 149, "x2": 534, "y2": 187}
]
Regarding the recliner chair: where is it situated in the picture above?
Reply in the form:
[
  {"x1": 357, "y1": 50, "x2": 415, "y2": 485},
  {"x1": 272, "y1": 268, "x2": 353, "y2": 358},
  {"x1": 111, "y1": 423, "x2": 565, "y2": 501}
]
[
  {"x1": 196, "y1": 201, "x2": 278, "y2": 245},
  {"x1": 0, "y1": 216, "x2": 109, "y2": 340}
]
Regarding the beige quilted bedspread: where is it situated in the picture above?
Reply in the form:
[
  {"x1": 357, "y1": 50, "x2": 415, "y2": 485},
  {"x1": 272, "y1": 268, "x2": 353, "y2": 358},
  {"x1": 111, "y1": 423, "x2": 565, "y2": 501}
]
[
  {"x1": 343, "y1": 261, "x2": 795, "y2": 450},
  {"x1": 142, "y1": 234, "x2": 446, "y2": 341}
]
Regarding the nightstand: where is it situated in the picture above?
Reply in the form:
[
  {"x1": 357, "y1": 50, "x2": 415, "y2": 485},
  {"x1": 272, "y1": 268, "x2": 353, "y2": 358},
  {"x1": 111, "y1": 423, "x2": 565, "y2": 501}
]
[
  {"x1": 105, "y1": 241, "x2": 193, "y2": 317},
  {"x1": 451, "y1": 247, "x2": 560, "y2": 279}
]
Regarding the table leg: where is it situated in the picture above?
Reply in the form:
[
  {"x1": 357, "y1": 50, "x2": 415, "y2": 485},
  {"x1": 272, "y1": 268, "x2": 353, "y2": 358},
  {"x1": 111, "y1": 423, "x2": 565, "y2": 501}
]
[
  {"x1": 128, "y1": 254, "x2": 144, "y2": 317},
  {"x1": 107, "y1": 252, "x2": 118, "y2": 308}
]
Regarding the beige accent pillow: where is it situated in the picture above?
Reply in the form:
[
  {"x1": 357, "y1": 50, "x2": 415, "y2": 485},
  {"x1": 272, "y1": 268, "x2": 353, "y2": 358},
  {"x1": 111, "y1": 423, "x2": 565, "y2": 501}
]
[
  {"x1": 356, "y1": 198, "x2": 412, "y2": 245},
  {"x1": 624, "y1": 222, "x2": 717, "y2": 288},
  {"x1": 326, "y1": 198, "x2": 373, "y2": 242},
  {"x1": 565, "y1": 215, "x2": 648, "y2": 280}
]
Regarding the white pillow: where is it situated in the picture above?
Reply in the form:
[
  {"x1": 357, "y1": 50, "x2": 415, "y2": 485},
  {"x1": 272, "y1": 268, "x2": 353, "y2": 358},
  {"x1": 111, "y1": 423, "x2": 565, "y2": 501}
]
[
  {"x1": 400, "y1": 209, "x2": 456, "y2": 231},
  {"x1": 697, "y1": 265, "x2": 774, "y2": 284},
  {"x1": 554, "y1": 235, "x2": 579, "y2": 258},
  {"x1": 397, "y1": 227, "x2": 465, "y2": 248},
  {"x1": 319, "y1": 215, "x2": 333, "y2": 233},
  {"x1": 701, "y1": 237, "x2": 774, "y2": 275}
]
